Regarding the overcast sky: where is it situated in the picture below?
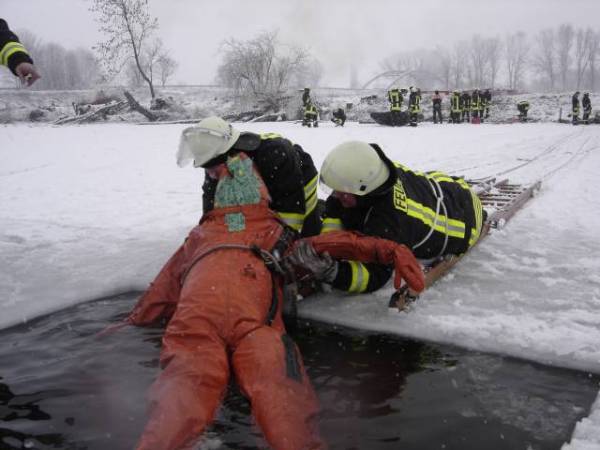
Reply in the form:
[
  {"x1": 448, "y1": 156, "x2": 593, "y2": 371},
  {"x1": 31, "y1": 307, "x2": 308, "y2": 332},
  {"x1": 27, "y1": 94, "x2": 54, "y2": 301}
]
[{"x1": 3, "y1": 0, "x2": 600, "y2": 87}]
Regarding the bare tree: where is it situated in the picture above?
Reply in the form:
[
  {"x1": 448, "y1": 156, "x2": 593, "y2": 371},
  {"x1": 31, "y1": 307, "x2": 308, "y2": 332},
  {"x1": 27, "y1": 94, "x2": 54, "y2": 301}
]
[
  {"x1": 157, "y1": 53, "x2": 177, "y2": 86},
  {"x1": 434, "y1": 46, "x2": 452, "y2": 90},
  {"x1": 573, "y1": 28, "x2": 593, "y2": 90},
  {"x1": 294, "y1": 57, "x2": 323, "y2": 88},
  {"x1": 586, "y1": 30, "x2": 600, "y2": 91},
  {"x1": 505, "y1": 32, "x2": 529, "y2": 90},
  {"x1": 467, "y1": 35, "x2": 487, "y2": 87},
  {"x1": 217, "y1": 30, "x2": 310, "y2": 110},
  {"x1": 556, "y1": 24, "x2": 574, "y2": 90},
  {"x1": 532, "y1": 28, "x2": 557, "y2": 91},
  {"x1": 142, "y1": 39, "x2": 163, "y2": 86},
  {"x1": 485, "y1": 37, "x2": 502, "y2": 88},
  {"x1": 90, "y1": 0, "x2": 158, "y2": 98},
  {"x1": 126, "y1": 60, "x2": 143, "y2": 87},
  {"x1": 451, "y1": 42, "x2": 468, "y2": 88},
  {"x1": 15, "y1": 29, "x2": 100, "y2": 90}
]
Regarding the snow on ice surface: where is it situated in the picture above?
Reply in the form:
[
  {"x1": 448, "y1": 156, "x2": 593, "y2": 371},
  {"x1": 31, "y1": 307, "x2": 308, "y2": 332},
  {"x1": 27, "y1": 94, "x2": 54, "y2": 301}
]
[{"x1": 1, "y1": 121, "x2": 600, "y2": 448}]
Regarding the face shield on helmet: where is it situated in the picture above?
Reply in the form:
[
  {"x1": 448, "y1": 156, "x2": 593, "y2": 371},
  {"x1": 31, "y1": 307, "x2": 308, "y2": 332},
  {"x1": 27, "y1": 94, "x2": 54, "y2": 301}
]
[
  {"x1": 319, "y1": 141, "x2": 390, "y2": 197},
  {"x1": 176, "y1": 116, "x2": 240, "y2": 168}
]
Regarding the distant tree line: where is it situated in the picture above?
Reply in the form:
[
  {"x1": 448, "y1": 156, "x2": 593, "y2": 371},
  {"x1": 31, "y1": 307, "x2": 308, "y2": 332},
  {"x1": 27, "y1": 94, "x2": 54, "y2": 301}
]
[
  {"x1": 379, "y1": 23, "x2": 600, "y2": 92},
  {"x1": 6, "y1": 30, "x2": 101, "y2": 90}
]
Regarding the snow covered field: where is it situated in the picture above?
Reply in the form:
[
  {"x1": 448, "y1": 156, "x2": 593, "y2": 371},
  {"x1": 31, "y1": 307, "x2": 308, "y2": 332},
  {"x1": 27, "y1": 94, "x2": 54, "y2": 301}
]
[{"x1": 1, "y1": 120, "x2": 599, "y2": 448}]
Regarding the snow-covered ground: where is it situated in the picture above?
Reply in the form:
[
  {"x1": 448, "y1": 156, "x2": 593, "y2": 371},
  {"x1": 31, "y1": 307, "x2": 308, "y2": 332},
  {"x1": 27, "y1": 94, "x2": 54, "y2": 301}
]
[{"x1": 1, "y1": 120, "x2": 599, "y2": 448}]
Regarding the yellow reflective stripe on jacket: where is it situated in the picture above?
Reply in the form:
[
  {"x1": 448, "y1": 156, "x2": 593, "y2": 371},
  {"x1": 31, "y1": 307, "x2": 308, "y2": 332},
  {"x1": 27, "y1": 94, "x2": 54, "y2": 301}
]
[
  {"x1": 260, "y1": 132, "x2": 282, "y2": 140},
  {"x1": 348, "y1": 261, "x2": 370, "y2": 293},
  {"x1": 305, "y1": 191, "x2": 318, "y2": 216},
  {"x1": 0, "y1": 42, "x2": 28, "y2": 66},
  {"x1": 454, "y1": 177, "x2": 471, "y2": 191},
  {"x1": 427, "y1": 172, "x2": 455, "y2": 184},
  {"x1": 304, "y1": 174, "x2": 318, "y2": 215},
  {"x1": 468, "y1": 192, "x2": 484, "y2": 247},
  {"x1": 405, "y1": 198, "x2": 466, "y2": 238},
  {"x1": 322, "y1": 217, "x2": 343, "y2": 232},
  {"x1": 277, "y1": 211, "x2": 304, "y2": 231}
]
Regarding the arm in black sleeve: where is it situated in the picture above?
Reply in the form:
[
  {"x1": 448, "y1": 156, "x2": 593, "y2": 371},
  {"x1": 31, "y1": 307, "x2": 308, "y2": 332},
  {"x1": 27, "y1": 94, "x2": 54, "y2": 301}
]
[
  {"x1": 332, "y1": 261, "x2": 393, "y2": 293},
  {"x1": 0, "y1": 19, "x2": 33, "y2": 75}
]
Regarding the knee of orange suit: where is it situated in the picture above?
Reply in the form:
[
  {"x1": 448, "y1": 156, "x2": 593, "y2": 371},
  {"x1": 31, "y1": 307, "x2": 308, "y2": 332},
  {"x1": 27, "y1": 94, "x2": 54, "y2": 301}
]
[{"x1": 232, "y1": 328, "x2": 324, "y2": 450}]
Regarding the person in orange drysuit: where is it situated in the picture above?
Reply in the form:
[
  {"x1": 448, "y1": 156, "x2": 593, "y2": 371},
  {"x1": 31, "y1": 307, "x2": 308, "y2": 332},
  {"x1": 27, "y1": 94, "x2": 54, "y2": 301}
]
[{"x1": 121, "y1": 152, "x2": 424, "y2": 450}]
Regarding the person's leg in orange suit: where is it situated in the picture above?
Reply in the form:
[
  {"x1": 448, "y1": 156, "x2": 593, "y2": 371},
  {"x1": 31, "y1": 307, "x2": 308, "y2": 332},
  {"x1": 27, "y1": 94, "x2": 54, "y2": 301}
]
[
  {"x1": 232, "y1": 325, "x2": 325, "y2": 450},
  {"x1": 136, "y1": 317, "x2": 229, "y2": 450}
]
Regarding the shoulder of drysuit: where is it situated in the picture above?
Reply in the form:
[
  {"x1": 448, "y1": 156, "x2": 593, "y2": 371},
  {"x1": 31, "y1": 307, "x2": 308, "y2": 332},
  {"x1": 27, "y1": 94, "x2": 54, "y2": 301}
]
[{"x1": 0, "y1": 18, "x2": 33, "y2": 74}]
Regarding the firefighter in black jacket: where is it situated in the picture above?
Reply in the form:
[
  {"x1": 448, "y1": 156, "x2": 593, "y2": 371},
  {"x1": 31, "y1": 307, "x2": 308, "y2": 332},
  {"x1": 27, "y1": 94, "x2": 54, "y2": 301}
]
[
  {"x1": 387, "y1": 87, "x2": 403, "y2": 126},
  {"x1": 460, "y1": 92, "x2": 471, "y2": 123},
  {"x1": 517, "y1": 100, "x2": 530, "y2": 122},
  {"x1": 582, "y1": 92, "x2": 592, "y2": 123},
  {"x1": 316, "y1": 141, "x2": 484, "y2": 294},
  {"x1": 450, "y1": 91, "x2": 462, "y2": 123},
  {"x1": 177, "y1": 116, "x2": 320, "y2": 237},
  {"x1": 331, "y1": 106, "x2": 346, "y2": 126},
  {"x1": 470, "y1": 89, "x2": 481, "y2": 122},
  {"x1": 0, "y1": 18, "x2": 40, "y2": 85},
  {"x1": 408, "y1": 87, "x2": 420, "y2": 126},
  {"x1": 432, "y1": 90, "x2": 443, "y2": 124},
  {"x1": 483, "y1": 89, "x2": 492, "y2": 119},
  {"x1": 302, "y1": 87, "x2": 311, "y2": 107},
  {"x1": 572, "y1": 91, "x2": 581, "y2": 125}
]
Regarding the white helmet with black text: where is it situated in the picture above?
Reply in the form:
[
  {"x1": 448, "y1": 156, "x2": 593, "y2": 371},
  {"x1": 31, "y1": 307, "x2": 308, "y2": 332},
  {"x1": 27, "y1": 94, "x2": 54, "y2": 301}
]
[
  {"x1": 176, "y1": 116, "x2": 241, "y2": 168},
  {"x1": 319, "y1": 141, "x2": 390, "y2": 196}
]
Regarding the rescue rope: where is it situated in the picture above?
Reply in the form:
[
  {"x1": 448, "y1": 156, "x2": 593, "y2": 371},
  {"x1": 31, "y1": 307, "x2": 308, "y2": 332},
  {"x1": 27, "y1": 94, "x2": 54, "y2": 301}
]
[
  {"x1": 180, "y1": 244, "x2": 285, "y2": 284},
  {"x1": 411, "y1": 176, "x2": 449, "y2": 258}
]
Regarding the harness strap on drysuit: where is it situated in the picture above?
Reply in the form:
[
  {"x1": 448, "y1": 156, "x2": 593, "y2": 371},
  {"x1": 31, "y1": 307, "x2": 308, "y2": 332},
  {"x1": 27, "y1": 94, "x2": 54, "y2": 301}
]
[{"x1": 179, "y1": 244, "x2": 282, "y2": 325}]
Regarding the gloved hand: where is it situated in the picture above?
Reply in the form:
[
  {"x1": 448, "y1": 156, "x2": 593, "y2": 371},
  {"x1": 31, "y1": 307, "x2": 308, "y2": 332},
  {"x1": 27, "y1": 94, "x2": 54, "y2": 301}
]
[
  {"x1": 15, "y1": 62, "x2": 41, "y2": 86},
  {"x1": 287, "y1": 240, "x2": 338, "y2": 283},
  {"x1": 304, "y1": 231, "x2": 425, "y2": 293}
]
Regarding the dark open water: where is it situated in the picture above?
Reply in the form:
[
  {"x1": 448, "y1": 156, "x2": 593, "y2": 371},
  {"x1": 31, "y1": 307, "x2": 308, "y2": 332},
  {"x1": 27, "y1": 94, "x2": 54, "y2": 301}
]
[{"x1": 0, "y1": 292, "x2": 597, "y2": 450}]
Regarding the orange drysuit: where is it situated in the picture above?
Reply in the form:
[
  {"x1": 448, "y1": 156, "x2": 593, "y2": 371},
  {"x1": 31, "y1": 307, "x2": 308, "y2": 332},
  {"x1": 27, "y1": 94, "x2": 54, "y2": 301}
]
[{"x1": 127, "y1": 153, "x2": 424, "y2": 450}]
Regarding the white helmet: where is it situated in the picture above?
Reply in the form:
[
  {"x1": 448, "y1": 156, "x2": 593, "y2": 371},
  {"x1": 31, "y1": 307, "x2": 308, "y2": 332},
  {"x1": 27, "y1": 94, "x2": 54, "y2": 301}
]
[
  {"x1": 320, "y1": 141, "x2": 390, "y2": 196},
  {"x1": 176, "y1": 116, "x2": 240, "y2": 168}
]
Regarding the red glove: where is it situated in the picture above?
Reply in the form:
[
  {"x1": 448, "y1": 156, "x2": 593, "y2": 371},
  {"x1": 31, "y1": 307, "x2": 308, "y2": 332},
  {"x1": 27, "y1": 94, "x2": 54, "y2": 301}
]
[{"x1": 299, "y1": 231, "x2": 425, "y2": 293}]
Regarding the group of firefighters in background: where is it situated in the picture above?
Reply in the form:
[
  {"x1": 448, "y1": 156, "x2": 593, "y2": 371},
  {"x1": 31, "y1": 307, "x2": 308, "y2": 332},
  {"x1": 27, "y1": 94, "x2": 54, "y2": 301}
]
[
  {"x1": 303, "y1": 86, "x2": 594, "y2": 127},
  {"x1": 571, "y1": 91, "x2": 594, "y2": 125},
  {"x1": 303, "y1": 87, "x2": 347, "y2": 128}
]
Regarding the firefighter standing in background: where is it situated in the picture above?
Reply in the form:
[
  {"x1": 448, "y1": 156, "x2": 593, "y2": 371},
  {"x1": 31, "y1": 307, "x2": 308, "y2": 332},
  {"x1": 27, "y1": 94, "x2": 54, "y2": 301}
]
[
  {"x1": 470, "y1": 89, "x2": 481, "y2": 122},
  {"x1": 483, "y1": 89, "x2": 492, "y2": 119},
  {"x1": 432, "y1": 90, "x2": 443, "y2": 124},
  {"x1": 582, "y1": 92, "x2": 592, "y2": 123},
  {"x1": 177, "y1": 116, "x2": 320, "y2": 237},
  {"x1": 302, "y1": 87, "x2": 311, "y2": 107},
  {"x1": 408, "y1": 87, "x2": 420, "y2": 126},
  {"x1": 572, "y1": 91, "x2": 581, "y2": 125},
  {"x1": 478, "y1": 90, "x2": 486, "y2": 123},
  {"x1": 450, "y1": 90, "x2": 462, "y2": 123},
  {"x1": 303, "y1": 101, "x2": 319, "y2": 127},
  {"x1": 388, "y1": 87, "x2": 403, "y2": 126},
  {"x1": 0, "y1": 18, "x2": 40, "y2": 85},
  {"x1": 316, "y1": 141, "x2": 484, "y2": 295},
  {"x1": 517, "y1": 100, "x2": 530, "y2": 122},
  {"x1": 460, "y1": 91, "x2": 471, "y2": 123}
]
